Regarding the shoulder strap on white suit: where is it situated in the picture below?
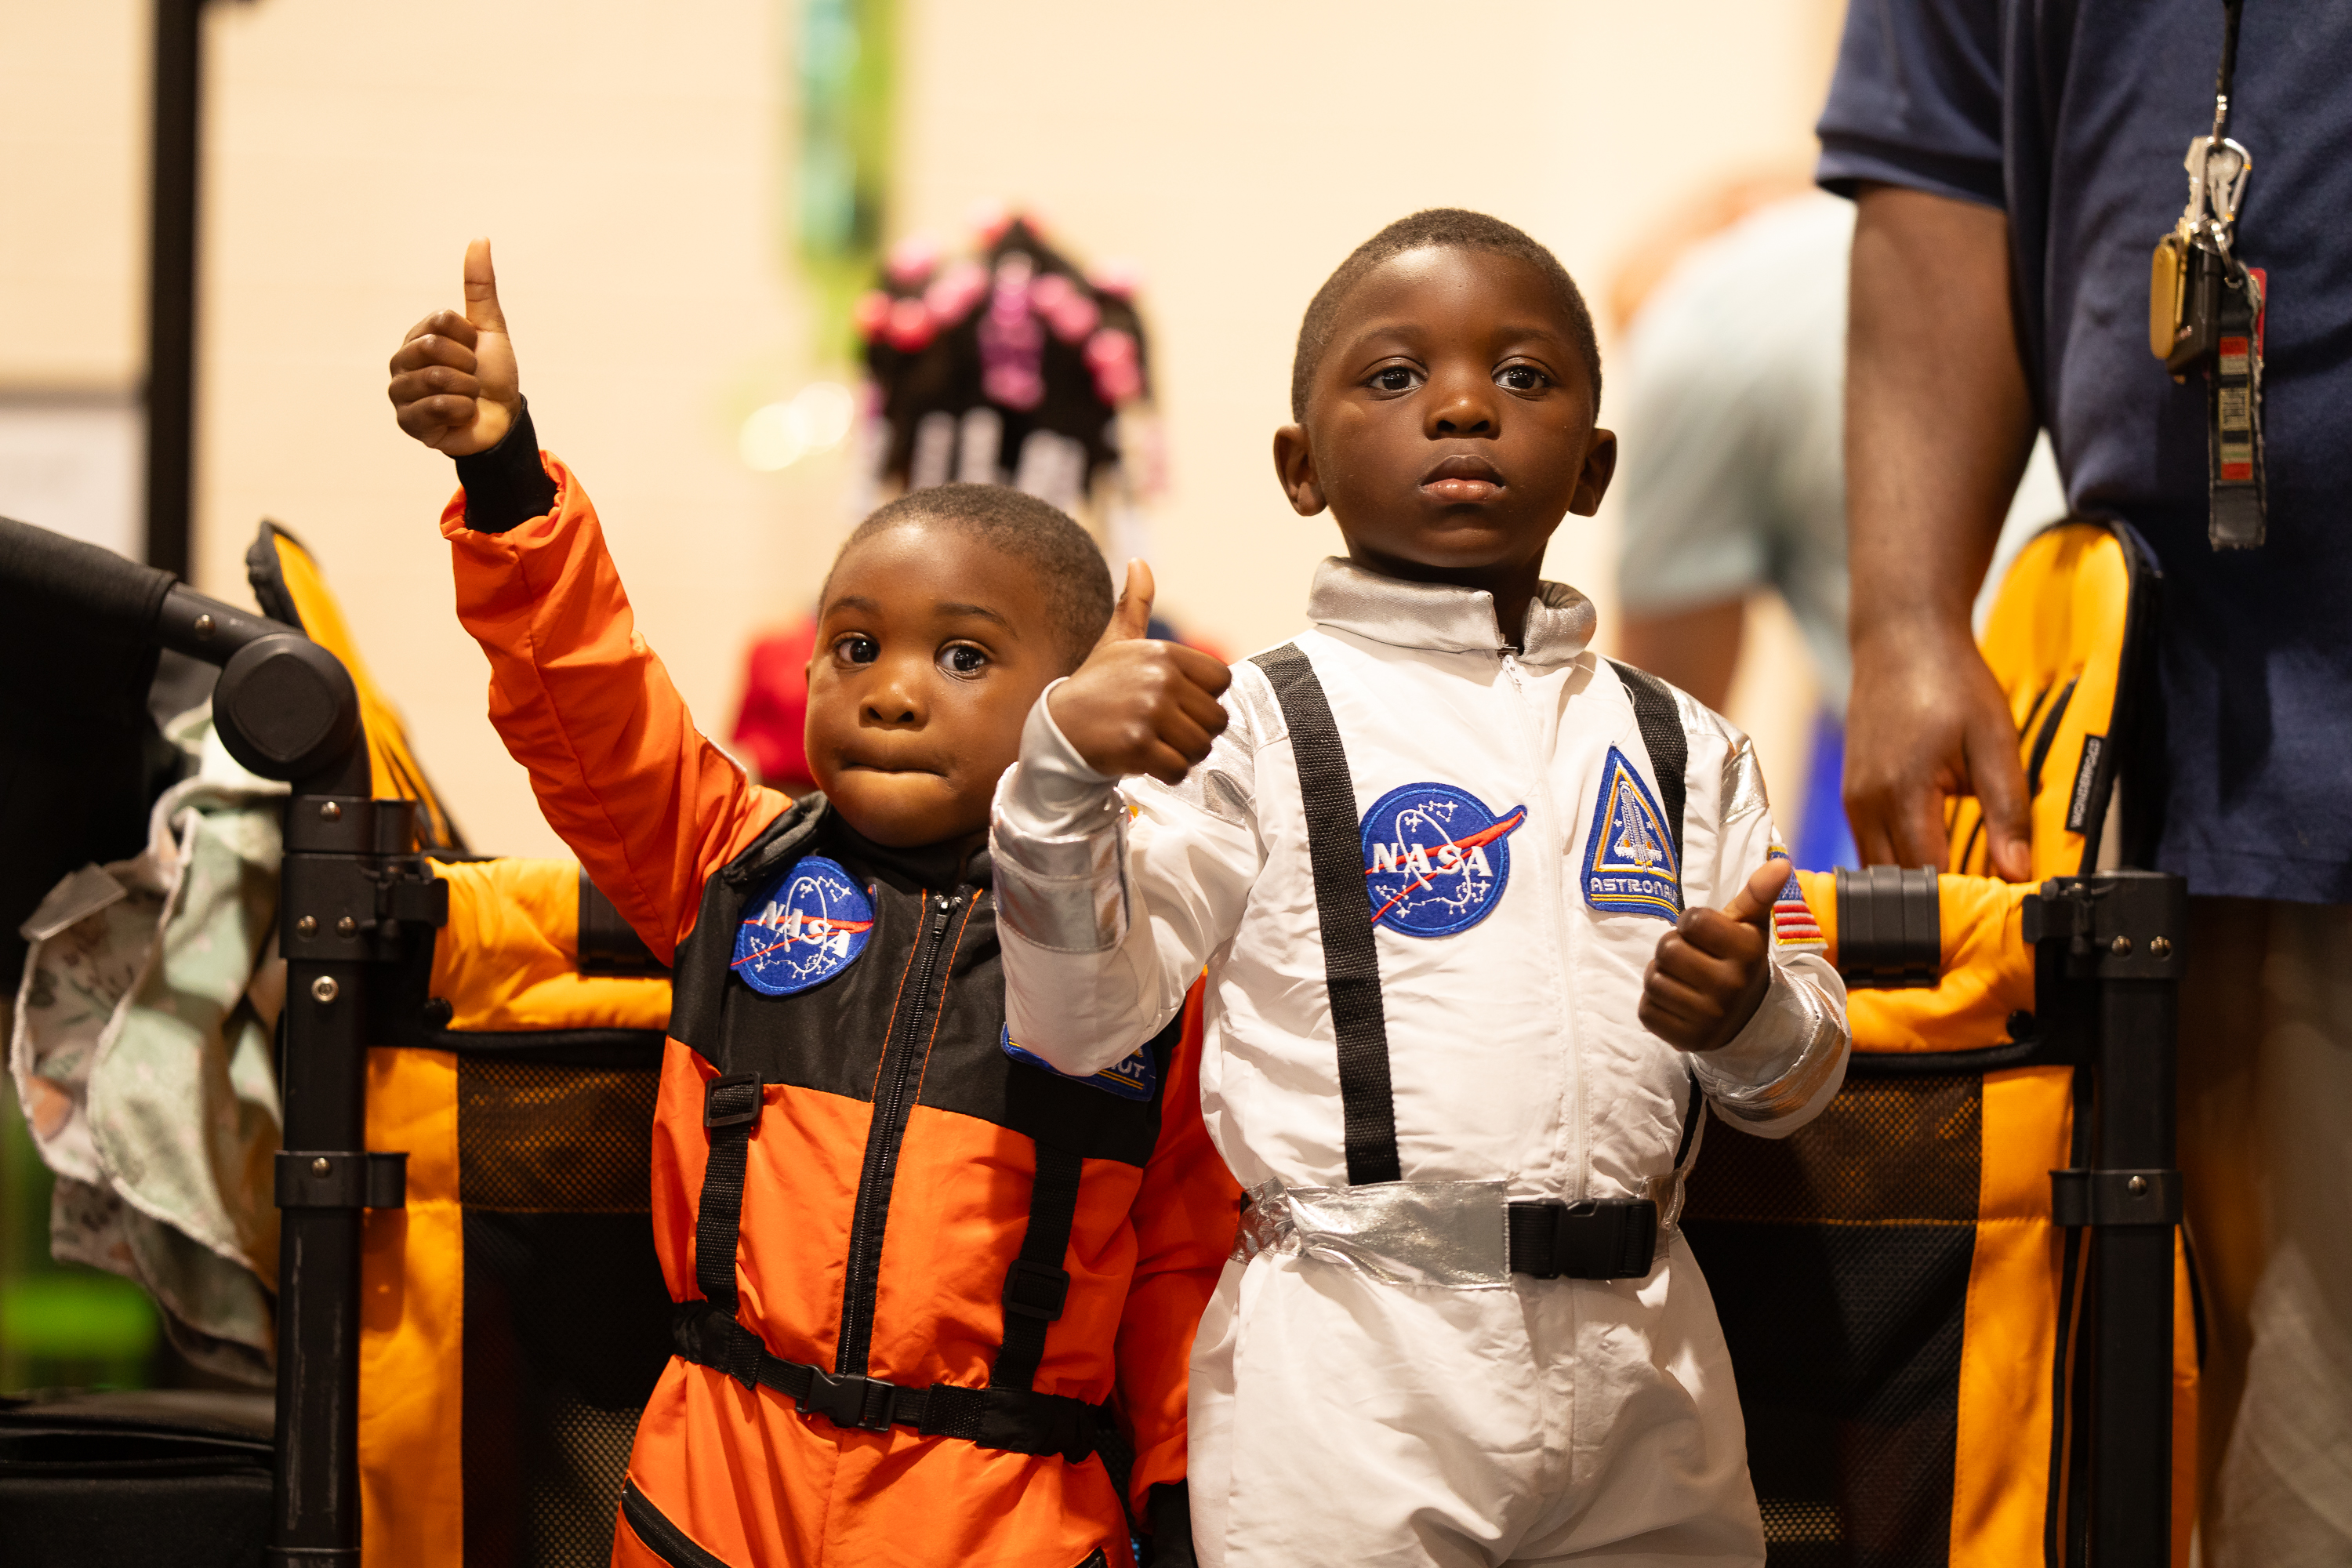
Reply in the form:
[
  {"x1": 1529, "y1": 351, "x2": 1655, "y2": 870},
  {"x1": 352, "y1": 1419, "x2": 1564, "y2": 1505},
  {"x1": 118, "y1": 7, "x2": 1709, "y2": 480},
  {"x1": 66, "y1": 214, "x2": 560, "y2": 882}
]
[
  {"x1": 1249, "y1": 643, "x2": 1402, "y2": 1186},
  {"x1": 1607, "y1": 659, "x2": 1689, "y2": 865}
]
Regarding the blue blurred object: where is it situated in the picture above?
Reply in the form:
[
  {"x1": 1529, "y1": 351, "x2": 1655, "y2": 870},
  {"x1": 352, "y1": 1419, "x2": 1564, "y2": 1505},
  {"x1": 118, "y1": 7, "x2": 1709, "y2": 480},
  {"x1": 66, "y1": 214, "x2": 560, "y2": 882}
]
[{"x1": 1795, "y1": 707, "x2": 1858, "y2": 871}]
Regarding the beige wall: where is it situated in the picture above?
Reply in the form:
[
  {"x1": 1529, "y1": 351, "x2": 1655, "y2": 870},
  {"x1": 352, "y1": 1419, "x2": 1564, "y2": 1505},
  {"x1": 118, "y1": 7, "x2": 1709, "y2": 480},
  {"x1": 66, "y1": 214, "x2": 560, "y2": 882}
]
[
  {"x1": 2, "y1": 0, "x2": 1842, "y2": 857},
  {"x1": 897, "y1": 0, "x2": 1838, "y2": 653}
]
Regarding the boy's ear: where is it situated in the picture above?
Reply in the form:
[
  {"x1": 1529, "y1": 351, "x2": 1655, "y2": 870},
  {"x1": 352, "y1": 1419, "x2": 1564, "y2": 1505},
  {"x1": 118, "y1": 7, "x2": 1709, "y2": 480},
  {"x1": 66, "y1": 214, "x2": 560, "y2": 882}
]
[
  {"x1": 1570, "y1": 426, "x2": 1620, "y2": 517},
  {"x1": 1272, "y1": 423, "x2": 1327, "y2": 517}
]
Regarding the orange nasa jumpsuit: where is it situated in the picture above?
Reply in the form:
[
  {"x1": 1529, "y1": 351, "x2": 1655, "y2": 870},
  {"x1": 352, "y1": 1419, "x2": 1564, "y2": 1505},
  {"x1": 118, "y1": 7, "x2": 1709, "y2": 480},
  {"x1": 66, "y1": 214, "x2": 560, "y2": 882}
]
[{"x1": 441, "y1": 455, "x2": 1239, "y2": 1568}]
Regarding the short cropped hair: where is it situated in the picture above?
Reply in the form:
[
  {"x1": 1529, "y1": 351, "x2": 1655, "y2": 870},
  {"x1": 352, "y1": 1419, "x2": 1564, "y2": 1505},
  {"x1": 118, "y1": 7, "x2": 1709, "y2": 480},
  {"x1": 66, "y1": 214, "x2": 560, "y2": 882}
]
[
  {"x1": 1290, "y1": 209, "x2": 1602, "y2": 420},
  {"x1": 829, "y1": 482, "x2": 1113, "y2": 672}
]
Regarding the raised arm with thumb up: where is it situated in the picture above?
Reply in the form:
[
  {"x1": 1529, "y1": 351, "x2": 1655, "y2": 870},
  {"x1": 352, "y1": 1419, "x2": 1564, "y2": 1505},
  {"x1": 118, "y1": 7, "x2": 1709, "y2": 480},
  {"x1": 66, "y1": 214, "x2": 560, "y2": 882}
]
[
  {"x1": 1047, "y1": 560, "x2": 1234, "y2": 785},
  {"x1": 387, "y1": 238, "x2": 521, "y2": 456}
]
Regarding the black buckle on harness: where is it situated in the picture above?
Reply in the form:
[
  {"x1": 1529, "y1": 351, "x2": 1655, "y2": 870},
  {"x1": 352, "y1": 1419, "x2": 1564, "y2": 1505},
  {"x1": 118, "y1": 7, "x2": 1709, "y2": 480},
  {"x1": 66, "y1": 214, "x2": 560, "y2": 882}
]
[
  {"x1": 798, "y1": 1367, "x2": 897, "y2": 1432},
  {"x1": 704, "y1": 1073, "x2": 764, "y2": 1130},
  {"x1": 1508, "y1": 1199, "x2": 1658, "y2": 1280},
  {"x1": 1002, "y1": 1258, "x2": 1070, "y2": 1322}
]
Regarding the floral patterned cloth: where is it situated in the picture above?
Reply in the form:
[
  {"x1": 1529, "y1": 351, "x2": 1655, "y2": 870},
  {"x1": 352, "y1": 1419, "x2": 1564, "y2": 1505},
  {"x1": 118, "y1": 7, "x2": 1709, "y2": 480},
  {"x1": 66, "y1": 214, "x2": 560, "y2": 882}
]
[{"x1": 9, "y1": 708, "x2": 287, "y2": 1382}]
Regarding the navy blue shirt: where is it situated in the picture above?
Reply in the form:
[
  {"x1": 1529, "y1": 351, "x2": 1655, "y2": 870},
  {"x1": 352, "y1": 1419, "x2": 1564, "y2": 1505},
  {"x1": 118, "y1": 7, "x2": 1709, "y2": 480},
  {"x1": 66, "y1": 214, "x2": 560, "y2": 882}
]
[{"x1": 1819, "y1": 1, "x2": 2352, "y2": 903}]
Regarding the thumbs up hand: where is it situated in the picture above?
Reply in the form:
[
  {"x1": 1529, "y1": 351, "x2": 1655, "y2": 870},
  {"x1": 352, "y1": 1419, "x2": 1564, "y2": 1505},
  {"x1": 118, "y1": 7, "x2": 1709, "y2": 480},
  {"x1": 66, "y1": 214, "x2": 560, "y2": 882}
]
[
  {"x1": 1638, "y1": 858, "x2": 1791, "y2": 1054},
  {"x1": 1047, "y1": 561, "x2": 1233, "y2": 785},
  {"x1": 388, "y1": 238, "x2": 521, "y2": 456}
]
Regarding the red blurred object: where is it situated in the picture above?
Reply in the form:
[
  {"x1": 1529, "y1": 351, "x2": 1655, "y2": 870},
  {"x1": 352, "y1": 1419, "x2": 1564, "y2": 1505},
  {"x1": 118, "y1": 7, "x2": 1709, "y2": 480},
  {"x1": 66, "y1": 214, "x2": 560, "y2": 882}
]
[{"x1": 729, "y1": 617, "x2": 819, "y2": 792}]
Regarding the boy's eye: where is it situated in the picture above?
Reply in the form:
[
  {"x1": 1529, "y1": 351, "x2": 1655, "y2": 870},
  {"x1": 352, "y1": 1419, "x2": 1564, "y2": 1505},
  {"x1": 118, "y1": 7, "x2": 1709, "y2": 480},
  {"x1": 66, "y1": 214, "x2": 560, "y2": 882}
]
[
  {"x1": 1496, "y1": 364, "x2": 1549, "y2": 392},
  {"x1": 1369, "y1": 365, "x2": 1421, "y2": 394},
  {"x1": 836, "y1": 634, "x2": 879, "y2": 666},
  {"x1": 939, "y1": 644, "x2": 989, "y2": 677}
]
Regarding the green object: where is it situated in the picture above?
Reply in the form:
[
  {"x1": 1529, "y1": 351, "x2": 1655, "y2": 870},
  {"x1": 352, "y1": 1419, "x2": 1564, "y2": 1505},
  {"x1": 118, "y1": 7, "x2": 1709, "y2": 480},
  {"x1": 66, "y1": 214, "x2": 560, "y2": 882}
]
[
  {"x1": 2, "y1": 1276, "x2": 158, "y2": 1359},
  {"x1": 2, "y1": 1074, "x2": 161, "y2": 1391},
  {"x1": 797, "y1": 0, "x2": 896, "y2": 359}
]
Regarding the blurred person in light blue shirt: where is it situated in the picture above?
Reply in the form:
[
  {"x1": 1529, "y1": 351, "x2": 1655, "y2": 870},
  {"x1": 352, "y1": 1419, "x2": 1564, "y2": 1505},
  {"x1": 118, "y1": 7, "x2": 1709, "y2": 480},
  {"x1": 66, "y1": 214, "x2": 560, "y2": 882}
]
[{"x1": 1612, "y1": 185, "x2": 2057, "y2": 870}]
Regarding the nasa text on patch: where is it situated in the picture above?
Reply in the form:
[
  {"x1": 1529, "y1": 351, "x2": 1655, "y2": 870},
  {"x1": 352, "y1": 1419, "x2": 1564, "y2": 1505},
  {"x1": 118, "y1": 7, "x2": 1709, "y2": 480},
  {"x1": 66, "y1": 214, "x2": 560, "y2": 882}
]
[
  {"x1": 1001, "y1": 1026, "x2": 1159, "y2": 1102},
  {"x1": 1359, "y1": 782, "x2": 1526, "y2": 938},
  {"x1": 1583, "y1": 746, "x2": 1682, "y2": 921},
  {"x1": 731, "y1": 855, "x2": 876, "y2": 996}
]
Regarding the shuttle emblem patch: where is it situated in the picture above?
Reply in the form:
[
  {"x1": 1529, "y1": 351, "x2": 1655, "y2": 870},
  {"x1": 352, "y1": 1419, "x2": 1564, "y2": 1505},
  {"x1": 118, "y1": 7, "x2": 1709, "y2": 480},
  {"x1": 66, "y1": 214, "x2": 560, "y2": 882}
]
[
  {"x1": 1583, "y1": 747, "x2": 1682, "y2": 921},
  {"x1": 1002, "y1": 1026, "x2": 1160, "y2": 1102}
]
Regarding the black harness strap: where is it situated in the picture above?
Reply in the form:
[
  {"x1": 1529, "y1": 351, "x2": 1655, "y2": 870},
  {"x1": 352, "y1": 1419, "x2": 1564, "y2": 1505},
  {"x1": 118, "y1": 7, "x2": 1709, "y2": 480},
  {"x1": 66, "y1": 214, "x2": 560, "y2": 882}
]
[
  {"x1": 693, "y1": 1073, "x2": 764, "y2": 1312},
  {"x1": 1672, "y1": 1062, "x2": 1704, "y2": 1168},
  {"x1": 1612, "y1": 661, "x2": 1705, "y2": 1184},
  {"x1": 990, "y1": 1142, "x2": 1084, "y2": 1392},
  {"x1": 1250, "y1": 644, "x2": 1401, "y2": 1187},
  {"x1": 672, "y1": 1301, "x2": 1107, "y2": 1462},
  {"x1": 1608, "y1": 660, "x2": 1687, "y2": 865}
]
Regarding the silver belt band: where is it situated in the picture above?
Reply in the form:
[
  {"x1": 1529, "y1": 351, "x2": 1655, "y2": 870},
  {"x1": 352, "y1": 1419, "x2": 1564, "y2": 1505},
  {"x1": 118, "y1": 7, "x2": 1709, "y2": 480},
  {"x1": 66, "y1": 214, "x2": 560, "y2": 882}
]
[{"x1": 1232, "y1": 1175, "x2": 1683, "y2": 1290}]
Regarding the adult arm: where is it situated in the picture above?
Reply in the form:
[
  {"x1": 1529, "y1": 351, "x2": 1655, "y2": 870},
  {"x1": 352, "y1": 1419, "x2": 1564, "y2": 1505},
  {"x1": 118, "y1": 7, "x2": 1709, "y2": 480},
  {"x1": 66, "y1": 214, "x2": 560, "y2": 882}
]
[{"x1": 1843, "y1": 182, "x2": 2037, "y2": 877}]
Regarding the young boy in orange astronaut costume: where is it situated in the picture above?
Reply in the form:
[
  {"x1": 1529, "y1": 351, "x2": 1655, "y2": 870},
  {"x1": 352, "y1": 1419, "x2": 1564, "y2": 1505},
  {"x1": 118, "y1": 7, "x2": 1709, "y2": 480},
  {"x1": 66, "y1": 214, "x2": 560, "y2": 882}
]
[{"x1": 388, "y1": 241, "x2": 1236, "y2": 1568}]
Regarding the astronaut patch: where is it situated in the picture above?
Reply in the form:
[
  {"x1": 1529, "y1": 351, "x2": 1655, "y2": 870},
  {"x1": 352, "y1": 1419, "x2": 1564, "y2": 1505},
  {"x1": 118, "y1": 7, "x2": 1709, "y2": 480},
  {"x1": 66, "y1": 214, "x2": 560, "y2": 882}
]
[
  {"x1": 1359, "y1": 782, "x2": 1526, "y2": 938},
  {"x1": 1582, "y1": 746, "x2": 1682, "y2": 922},
  {"x1": 1001, "y1": 1025, "x2": 1159, "y2": 1102},
  {"x1": 731, "y1": 856, "x2": 876, "y2": 996}
]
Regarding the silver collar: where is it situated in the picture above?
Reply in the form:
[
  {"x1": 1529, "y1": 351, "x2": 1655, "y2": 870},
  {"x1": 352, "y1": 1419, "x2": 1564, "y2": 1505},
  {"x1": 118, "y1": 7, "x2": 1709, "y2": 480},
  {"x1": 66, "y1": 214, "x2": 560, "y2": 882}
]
[{"x1": 1305, "y1": 557, "x2": 1597, "y2": 668}]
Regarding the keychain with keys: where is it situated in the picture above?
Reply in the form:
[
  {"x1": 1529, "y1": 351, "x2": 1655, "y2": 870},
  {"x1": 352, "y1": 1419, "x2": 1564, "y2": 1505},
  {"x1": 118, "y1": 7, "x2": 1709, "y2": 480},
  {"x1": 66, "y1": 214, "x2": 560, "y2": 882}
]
[
  {"x1": 2151, "y1": 135, "x2": 2249, "y2": 376},
  {"x1": 2148, "y1": 0, "x2": 2267, "y2": 548}
]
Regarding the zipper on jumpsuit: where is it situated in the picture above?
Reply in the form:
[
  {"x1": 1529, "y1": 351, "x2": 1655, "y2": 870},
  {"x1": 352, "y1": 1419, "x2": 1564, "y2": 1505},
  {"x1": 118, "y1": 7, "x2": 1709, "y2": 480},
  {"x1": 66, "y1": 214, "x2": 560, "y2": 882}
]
[
  {"x1": 1501, "y1": 648, "x2": 1587, "y2": 1476},
  {"x1": 837, "y1": 891, "x2": 962, "y2": 1376},
  {"x1": 1499, "y1": 652, "x2": 1585, "y2": 1207}
]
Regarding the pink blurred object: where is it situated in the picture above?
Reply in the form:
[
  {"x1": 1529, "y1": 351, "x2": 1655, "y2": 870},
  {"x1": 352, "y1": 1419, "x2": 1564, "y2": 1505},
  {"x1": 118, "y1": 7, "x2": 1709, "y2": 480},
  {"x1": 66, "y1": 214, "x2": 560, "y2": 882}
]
[
  {"x1": 979, "y1": 254, "x2": 1047, "y2": 411},
  {"x1": 851, "y1": 289, "x2": 893, "y2": 341},
  {"x1": 1085, "y1": 328, "x2": 1142, "y2": 404},
  {"x1": 924, "y1": 261, "x2": 988, "y2": 325},
  {"x1": 967, "y1": 199, "x2": 1014, "y2": 246},
  {"x1": 1087, "y1": 259, "x2": 1142, "y2": 299},
  {"x1": 1030, "y1": 273, "x2": 1102, "y2": 343},
  {"x1": 884, "y1": 297, "x2": 936, "y2": 351},
  {"x1": 884, "y1": 234, "x2": 941, "y2": 285},
  {"x1": 1083, "y1": 328, "x2": 1136, "y2": 368},
  {"x1": 730, "y1": 618, "x2": 819, "y2": 793}
]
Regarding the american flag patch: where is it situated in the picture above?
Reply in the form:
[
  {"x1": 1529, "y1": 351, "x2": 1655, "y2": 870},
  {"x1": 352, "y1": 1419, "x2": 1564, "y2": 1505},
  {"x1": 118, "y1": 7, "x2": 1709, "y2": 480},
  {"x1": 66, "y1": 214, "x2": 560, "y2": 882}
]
[{"x1": 1767, "y1": 848, "x2": 1825, "y2": 953}]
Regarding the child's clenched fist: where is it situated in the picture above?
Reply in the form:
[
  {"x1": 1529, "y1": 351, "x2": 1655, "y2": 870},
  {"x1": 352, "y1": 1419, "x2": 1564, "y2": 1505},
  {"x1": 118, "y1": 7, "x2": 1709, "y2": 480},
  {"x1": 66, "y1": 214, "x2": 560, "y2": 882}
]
[
  {"x1": 1049, "y1": 561, "x2": 1232, "y2": 785},
  {"x1": 1639, "y1": 858, "x2": 1793, "y2": 1052}
]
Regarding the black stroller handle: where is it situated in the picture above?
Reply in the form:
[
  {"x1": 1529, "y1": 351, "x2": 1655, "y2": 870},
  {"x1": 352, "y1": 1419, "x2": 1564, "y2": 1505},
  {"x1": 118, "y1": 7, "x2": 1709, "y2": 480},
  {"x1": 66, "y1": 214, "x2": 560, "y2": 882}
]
[
  {"x1": 0, "y1": 514, "x2": 358, "y2": 789},
  {"x1": 0, "y1": 513, "x2": 175, "y2": 639},
  {"x1": 0, "y1": 514, "x2": 284, "y2": 663}
]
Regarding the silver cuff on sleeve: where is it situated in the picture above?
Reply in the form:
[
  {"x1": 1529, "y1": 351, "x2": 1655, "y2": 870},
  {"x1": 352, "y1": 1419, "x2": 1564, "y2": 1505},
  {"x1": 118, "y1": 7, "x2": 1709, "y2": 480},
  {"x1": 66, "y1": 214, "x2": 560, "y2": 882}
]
[
  {"x1": 991, "y1": 801, "x2": 1128, "y2": 953},
  {"x1": 1700, "y1": 964, "x2": 1848, "y2": 1127},
  {"x1": 989, "y1": 684, "x2": 1130, "y2": 953}
]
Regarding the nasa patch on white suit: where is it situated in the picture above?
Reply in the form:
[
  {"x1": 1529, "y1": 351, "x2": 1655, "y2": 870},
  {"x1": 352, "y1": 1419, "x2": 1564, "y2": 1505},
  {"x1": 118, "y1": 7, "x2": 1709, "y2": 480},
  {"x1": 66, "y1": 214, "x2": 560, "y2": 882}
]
[{"x1": 1358, "y1": 781, "x2": 1527, "y2": 938}]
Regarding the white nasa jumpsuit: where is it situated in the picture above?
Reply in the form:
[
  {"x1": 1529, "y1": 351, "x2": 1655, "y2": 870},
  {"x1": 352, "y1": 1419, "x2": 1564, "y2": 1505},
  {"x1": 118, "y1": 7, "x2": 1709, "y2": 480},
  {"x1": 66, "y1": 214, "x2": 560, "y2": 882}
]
[{"x1": 990, "y1": 560, "x2": 1850, "y2": 1566}]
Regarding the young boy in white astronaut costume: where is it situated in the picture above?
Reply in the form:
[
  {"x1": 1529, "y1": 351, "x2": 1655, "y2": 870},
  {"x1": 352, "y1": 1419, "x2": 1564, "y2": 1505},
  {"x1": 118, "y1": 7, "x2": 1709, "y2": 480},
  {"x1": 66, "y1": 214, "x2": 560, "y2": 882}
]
[{"x1": 990, "y1": 211, "x2": 1852, "y2": 1566}]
